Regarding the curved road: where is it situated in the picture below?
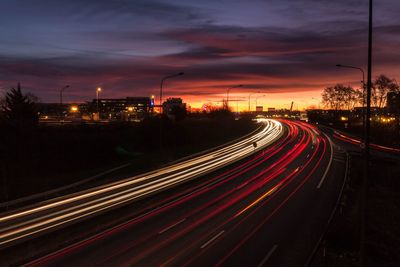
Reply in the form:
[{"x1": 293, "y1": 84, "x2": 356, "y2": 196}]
[{"x1": 0, "y1": 119, "x2": 347, "y2": 266}]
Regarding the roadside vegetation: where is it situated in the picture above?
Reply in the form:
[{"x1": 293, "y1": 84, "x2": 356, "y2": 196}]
[
  {"x1": 311, "y1": 154, "x2": 400, "y2": 266},
  {"x1": 308, "y1": 74, "x2": 400, "y2": 148}
]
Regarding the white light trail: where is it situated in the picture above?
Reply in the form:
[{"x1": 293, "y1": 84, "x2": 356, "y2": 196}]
[{"x1": 0, "y1": 119, "x2": 283, "y2": 248}]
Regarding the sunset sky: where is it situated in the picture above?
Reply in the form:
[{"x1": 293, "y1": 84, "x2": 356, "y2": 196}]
[{"x1": 1, "y1": 0, "x2": 399, "y2": 110}]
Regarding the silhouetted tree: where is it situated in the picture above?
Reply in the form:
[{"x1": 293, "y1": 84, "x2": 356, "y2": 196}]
[
  {"x1": 170, "y1": 105, "x2": 187, "y2": 121},
  {"x1": 322, "y1": 84, "x2": 359, "y2": 110},
  {"x1": 0, "y1": 83, "x2": 38, "y2": 128},
  {"x1": 372, "y1": 74, "x2": 400, "y2": 108}
]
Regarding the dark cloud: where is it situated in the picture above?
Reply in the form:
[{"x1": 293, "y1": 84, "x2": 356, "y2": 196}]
[{"x1": 0, "y1": 0, "x2": 400, "y2": 106}]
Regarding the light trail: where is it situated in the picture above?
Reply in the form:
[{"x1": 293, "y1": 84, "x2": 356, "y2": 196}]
[
  {"x1": 173, "y1": 121, "x2": 326, "y2": 267},
  {"x1": 23, "y1": 119, "x2": 334, "y2": 267},
  {"x1": 0, "y1": 119, "x2": 283, "y2": 248},
  {"x1": 101, "y1": 120, "x2": 312, "y2": 266},
  {"x1": 27, "y1": 124, "x2": 295, "y2": 267},
  {"x1": 333, "y1": 131, "x2": 400, "y2": 153}
]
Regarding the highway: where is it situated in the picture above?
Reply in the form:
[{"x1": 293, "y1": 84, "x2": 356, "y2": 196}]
[{"x1": 0, "y1": 119, "x2": 348, "y2": 266}]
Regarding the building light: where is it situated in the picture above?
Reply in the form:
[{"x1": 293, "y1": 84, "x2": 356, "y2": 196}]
[
  {"x1": 70, "y1": 106, "x2": 79, "y2": 112},
  {"x1": 340, "y1": 116, "x2": 348, "y2": 121},
  {"x1": 127, "y1": 107, "x2": 134, "y2": 112}
]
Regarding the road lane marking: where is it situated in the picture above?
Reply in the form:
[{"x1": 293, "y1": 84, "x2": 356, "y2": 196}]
[
  {"x1": 235, "y1": 184, "x2": 280, "y2": 217},
  {"x1": 257, "y1": 244, "x2": 278, "y2": 267},
  {"x1": 158, "y1": 218, "x2": 186, "y2": 234},
  {"x1": 317, "y1": 134, "x2": 334, "y2": 189},
  {"x1": 200, "y1": 230, "x2": 225, "y2": 249}
]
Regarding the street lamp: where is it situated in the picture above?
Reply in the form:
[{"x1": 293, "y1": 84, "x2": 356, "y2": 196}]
[
  {"x1": 226, "y1": 84, "x2": 243, "y2": 110},
  {"x1": 336, "y1": 64, "x2": 366, "y2": 128},
  {"x1": 248, "y1": 91, "x2": 260, "y2": 112},
  {"x1": 59, "y1": 85, "x2": 70, "y2": 106},
  {"x1": 336, "y1": 64, "x2": 365, "y2": 96},
  {"x1": 160, "y1": 72, "x2": 184, "y2": 113},
  {"x1": 255, "y1": 94, "x2": 266, "y2": 108},
  {"x1": 359, "y1": 2, "x2": 373, "y2": 265},
  {"x1": 336, "y1": 64, "x2": 365, "y2": 85},
  {"x1": 159, "y1": 72, "x2": 183, "y2": 154},
  {"x1": 96, "y1": 87, "x2": 102, "y2": 115},
  {"x1": 59, "y1": 85, "x2": 70, "y2": 120}
]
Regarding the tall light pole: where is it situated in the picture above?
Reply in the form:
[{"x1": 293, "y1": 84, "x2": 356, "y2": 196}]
[
  {"x1": 336, "y1": 64, "x2": 366, "y2": 108},
  {"x1": 226, "y1": 85, "x2": 242, "y2": 110},
  {"x1": 248, "y1": 91, "x2": 260, "y2": 112},
  {"x1": 96, "y1": 87, "x2": 102, "y2": 115},
  {"x1": 360, "y1": 1, "x2": 373, "y2": 265},
  {"x1": 160, "y1": 72, "x2": 184, "y2": 113},
  {"x1": 159, "y1": 72, "x2": 184, "y2": 154},
  {"x1": 255, "y1": 94, "x2": 266, "y2": 108},
  {"x1": 59, "y1": 85, "x2": 70, "y2": 120},
  {"x1": 336, "y1": 64, "x2": 365, "y2": 86},
  {"x1": 336, "y1": 64, "x2": 366, "y2": 127},
  {"x1": 59, "y1": 85, "x2": 70, "y2": 106},
  {"x1": 366, "y1": 0, "x2": 373, "y2": 164}
]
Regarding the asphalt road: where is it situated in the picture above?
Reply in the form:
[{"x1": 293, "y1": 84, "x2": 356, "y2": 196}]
[{"x1": 0, "y1": 119, "x2": 349, "y2": 267}]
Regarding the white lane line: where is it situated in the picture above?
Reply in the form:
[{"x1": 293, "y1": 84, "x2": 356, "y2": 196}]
[
  {"x1": 200, "y1": 230, "x2": 225, "y2": 249},
  {"x1": 158, "y1": 218, "x2": 186, "y2": 234},
  {"x1": 317, "y1": 134, "x2": 334, "y2": 189},
  {"x1": 257, "y1": 244, "x2": 278, "y2": 267}
]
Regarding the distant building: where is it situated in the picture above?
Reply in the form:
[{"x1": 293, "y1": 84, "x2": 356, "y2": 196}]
[
  {"x1": 163, "y1": 98, "x2": 186, "y2": 114},
  {"x1": 162, "y1": 98, "x2": 187, "y2": 120},
  {"x1": 267, "y1": 107, "x2": 275, "y2": 112},
  {"x1": 37, "y1": 103, "x2": 68, "y2": 119},
  {"x1": 387, "y1": 92, "x2": 400, "y2": 115},
  {"x1": 93, "y1": 96, "x2": 154, "y2": 121},
  {"x1": 256, "y1": 106, "x2": 263, "y2": 112}
]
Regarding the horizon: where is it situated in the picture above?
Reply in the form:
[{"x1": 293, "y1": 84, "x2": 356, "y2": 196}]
[{"x1": 1, "y1": 0, "x2": 400, "y2": 110}]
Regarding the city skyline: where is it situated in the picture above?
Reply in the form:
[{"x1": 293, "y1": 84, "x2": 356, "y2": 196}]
[{"x1": 1, "y1": 0, "x2": 400, "y2": 110}]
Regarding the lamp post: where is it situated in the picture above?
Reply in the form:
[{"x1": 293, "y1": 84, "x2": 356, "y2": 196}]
[
  {"x1": 255, "y1": 94, "x2": 266, "y2": 108},
  {"x1": 226, "y1": 85, "x2": 242, "y2": 110},
  {"x1": 366, "y1": 0, "x2": 373, "y2": 165},
  {"x1": 59, "y1": 85, "x2": 70, "y2": 120},
  {"x1": 159, "y1": 72, "x2": 184, "y2": 154},
  {"x1": 160, "y1": 72, "x2": 184, "y2": 113},
  {"x1": 59, "y1": 85, "x2": 70, "y2": 106},
  {"x1": 336, "y1": 64, "x2": 367, "y2": 138},
  {"x1": 248, "y1": 91, "x2": 260, "y2": 112},
  {"x1": 336, "y1": 64, "x2": 365, "y2": 109},
  {"x1": 336, "y1": 64, "x2": 365, "y2": 86},
  {"x1": 96, "y1": 87, "x2": 102, "y2": 116}
]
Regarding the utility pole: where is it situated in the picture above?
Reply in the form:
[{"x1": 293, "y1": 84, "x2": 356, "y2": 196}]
[
  {"x1": 226, "y1": 85, "x2": 242, "y2": 110},
  {"x1": 59, "y1": 85, "x2": 70, "y2": 120},
  {"x1": 360, "y1": 0, "x2": 373, "y2": 266}
]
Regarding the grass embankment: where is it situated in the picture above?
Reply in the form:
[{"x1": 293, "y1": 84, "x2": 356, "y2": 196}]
[
  {"x1": 0, "y1": 117, "x2": 258, "y2": 202},
  {"x1": 311, "y1": 154, "x2": 400, "y2": 266}
]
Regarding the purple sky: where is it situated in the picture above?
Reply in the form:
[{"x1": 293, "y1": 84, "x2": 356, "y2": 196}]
[{"x1": 0, "y1": 0, "x2": 399, "y2": 109}]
